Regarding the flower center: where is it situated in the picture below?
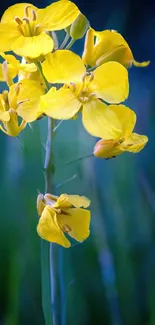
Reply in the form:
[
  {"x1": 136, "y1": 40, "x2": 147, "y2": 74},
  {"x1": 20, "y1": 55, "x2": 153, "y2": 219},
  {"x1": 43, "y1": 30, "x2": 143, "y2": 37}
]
[
  {"x1": 14, "y1": 6, "x2": 42, "y2": 37},
  {"x1": 68, "y1": 72, "x2": 97, "y2": 103}
]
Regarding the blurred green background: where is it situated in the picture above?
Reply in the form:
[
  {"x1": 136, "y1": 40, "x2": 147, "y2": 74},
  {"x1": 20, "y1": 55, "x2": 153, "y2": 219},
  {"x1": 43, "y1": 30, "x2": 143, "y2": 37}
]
[{"x1": 0, "y1": 0, "x2": 155, "y2": 324}]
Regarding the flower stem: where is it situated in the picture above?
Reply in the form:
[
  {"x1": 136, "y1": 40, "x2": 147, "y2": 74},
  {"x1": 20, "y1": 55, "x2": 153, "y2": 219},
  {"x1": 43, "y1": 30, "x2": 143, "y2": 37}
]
[
  {"x1": 65, "y1": 38, "x2": 75, "y2": 49},
  {"x1": 60, "y1": 32, "x2": 70, "y2": 49},
  {"x1": 37, "y1": 61, "x2": 59, "y2": 325}
]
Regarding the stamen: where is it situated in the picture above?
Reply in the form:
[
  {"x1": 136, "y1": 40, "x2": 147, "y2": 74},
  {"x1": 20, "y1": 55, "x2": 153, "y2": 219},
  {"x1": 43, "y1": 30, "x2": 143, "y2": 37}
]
[
  {"x1": 23, "y1": 17, "x2": 30, "y2": 23},
  {"x1": 89, "y1": 72, "x2": 94, "y2": 82},
  {"x1": 88, "y1": 92, "x2": 96, "y2": 99},
  {"x1": 18, "y1": 99, "x2": 30, "y2": 105},
  {"x1": 31, "y1": 9, "x2": 37, "y2": 21},
  {"x1": 34, "y1": 24, "x2": 41, "y2": 35},
  {"x1": 82, "y1": 72, "x2": 88, "y2": 82},
  {"x1": 70, "y1": 82, "x2": 76, "y2": 92},
  {"x1": 14, "y1": 16, "x2": 22, "y2": 25},
  {"x1": 2, "y1": 90, "x2": 9, "y2": 103},
  {"x1": 14, "y1": 84, "x2": 21, "y2": 96},
  {"x1": 62, "y1": 224, "x2": 71, "y2": 233},
  {"x1": 24, "y1": 5, "x2": 31, "y2": 17}
]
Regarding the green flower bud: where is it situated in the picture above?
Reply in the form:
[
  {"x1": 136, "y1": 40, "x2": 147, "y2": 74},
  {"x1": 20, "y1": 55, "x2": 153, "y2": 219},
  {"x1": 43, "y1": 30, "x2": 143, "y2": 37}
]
[{"x1": 70, "y1": 13, "x2": 89, "y2": 40}]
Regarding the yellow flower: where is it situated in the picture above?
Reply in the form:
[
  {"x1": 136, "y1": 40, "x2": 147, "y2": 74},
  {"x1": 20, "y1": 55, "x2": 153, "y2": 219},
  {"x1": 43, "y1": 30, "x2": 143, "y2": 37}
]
[
  {"x1": 0, "y1": 1, "x2": 80, "y2": 58},
  {"x1": 37, "y1": 192, "x2": 91, "y2": 248},
  {"x1": 93, "y1": 105, "x2": 148, "y2": 159},
  {"x1": 82, "y1": 28, "x2": 150, "y2": 68},
  {"x1": 40, "y1": 50, "x2": 129, "y2": 138},
  {"x1": 0, "y1": 89, "x2": 26, "y2": 137},
  {"x1": 0, "y1": 53, "x2": 37, "y2": 86},
  {"x1": 0, "y1": 79, "x2": 44, "y2": 136}
]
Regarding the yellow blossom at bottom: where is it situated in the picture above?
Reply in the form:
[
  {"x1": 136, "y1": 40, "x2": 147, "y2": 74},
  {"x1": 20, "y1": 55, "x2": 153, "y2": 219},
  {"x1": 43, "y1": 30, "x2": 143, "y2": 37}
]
[
  {"x1": 37, "y1": 193, "x2": 91, "y2": 248},
  {"x1": 93, "y1": 105, "x2": 148, "y2": 159}
]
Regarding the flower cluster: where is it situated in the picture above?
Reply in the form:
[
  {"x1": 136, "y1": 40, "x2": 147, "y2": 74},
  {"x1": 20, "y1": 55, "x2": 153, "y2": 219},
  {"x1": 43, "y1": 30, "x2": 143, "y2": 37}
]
[{"x1": 0, "y1": 0, "x2": 149, "y2": 246}]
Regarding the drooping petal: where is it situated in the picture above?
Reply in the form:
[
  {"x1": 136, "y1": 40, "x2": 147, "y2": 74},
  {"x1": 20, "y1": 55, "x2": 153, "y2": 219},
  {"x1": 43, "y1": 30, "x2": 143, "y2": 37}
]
[
  {"x1": 93, "y1": 138, "x2": 123, "y2": 159},
  {"x1": 37, "y1": 206, "x2": 71, "y2": 248},
  {"x1": 55, "y1": 194, "x2": 91, "y2": 209},
  {"x1": 91, "y1": 61, "x2": 129, "y2": 103},
  {"x1": 108, "y1": 105, "x2": 136, "y2": 137},
  {"x1": 37, "y1": 0, "x2": 80, "y2": 31},
  {"x1": 93, "y1": 29, "x2": 133, "y2": 67},
  {"x1": 82, "y1": 99, "x2": 122, "y2": 139},
  {"x1": 122, "y1": 133, "x2": 148, "y2": 153},
  {"x1": 12, "y1": 33, "x2": 54, "y2": 58},
  {"x1": 0, "y1": 22, "x2": 21, "y2": 52},
  {"x1": 58, "y1": 208, "x2": 91, "y2": 242},
  {"x1": 40, "y1": 87, "x2": 81, "y2": 120},
  {"x1": 1, "y1": 3, "x2": 37, "y2": 22},
  {"x1": 42, "y1": 50, "x2": 86, "y2": 83},
  {"x1": 83, "y1": 29, "x2": 150, "y2": 69}
]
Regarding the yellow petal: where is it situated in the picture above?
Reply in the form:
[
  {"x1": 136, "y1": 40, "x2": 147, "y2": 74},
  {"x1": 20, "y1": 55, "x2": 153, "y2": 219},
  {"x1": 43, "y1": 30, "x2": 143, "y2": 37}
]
[
  {"x1": 122, "y1": 133, "x2": 148, "y2": 153},
  {"x1": 37, "y1": 0, "x2": 80, "y2": 31},
  {"x1": 0, "y1": 111, "x2": 10, "y2": 122},
  {"x1": 94, "y1": 138, "x2": 123, "y2": 159},
  {"x1": 82, "y1": 99, "x2": 122, "y2": 139},
  {"x1": 91, "y1": 61, "x2": 129, "y2": 103},
  {"x1": 15, "y1": 79, "x2": 45, "y2": 122},
  {"x1": 37, "y1": 206, "x2": 71, "y2": 248},
  {"x1": 20, "y1": 63, "x2": 37, "y2": 73},
  {"x1": 40, "y1": 88, "x2": 81, "y2": 120},
  {"x1": 42, "y1": 50, "x2": 86, "y2": 83},
  {"x1": 1, "y1": 3, "x2": 37, "y2": 22},
  {"x1": 109, "y1": 105, "x2": 136, "y2": 138},
  {"x1": 0, "y1": 22, "x2": 21, "y2": 52},
  {"x1": 55, "y1": 194, "x2": 91, "y2": 209},
  {"x1": 58, "y1": 208, "x2": 91, "y2": 242},
  {"x1": 12, "y1": 33, "x2": 54, "y2": 58}
]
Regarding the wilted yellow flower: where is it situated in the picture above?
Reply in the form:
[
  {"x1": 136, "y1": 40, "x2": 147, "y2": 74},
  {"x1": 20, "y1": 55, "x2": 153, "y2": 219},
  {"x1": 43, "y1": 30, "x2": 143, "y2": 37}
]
[
  {"x1": 0, "y1": 1, "x2": 80, "y2": 58},
  {"x1": 40, "y1": 50, "x2": 129, "y2": 138},
  {"x1": 0, "y1": 53, "x2": 37, "y2": 86},
  {"x1": 82, "y1": 28, "x2": 150, "y2": 68},
  {"x1": 0, "y1": 89, "x2": 26, "y2": 136},
  {"x1": 37, "y1": 192, "x2": 91, "y2": 248},
  {"x1": 93, "y1": 105, "x2": 148, "y2": 159},
  {"x1": 0, "y1": 79, "x2": 44, "y2": 136}
]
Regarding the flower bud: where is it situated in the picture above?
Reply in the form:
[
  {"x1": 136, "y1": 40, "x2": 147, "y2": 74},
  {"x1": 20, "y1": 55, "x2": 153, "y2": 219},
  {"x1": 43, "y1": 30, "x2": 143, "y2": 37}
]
[
  {"x1": 70, "y1": 13, "x2": 89, "y2": 40},
  {"x1": 93, "y1": 139, "x2": 118, "y2": 159}
]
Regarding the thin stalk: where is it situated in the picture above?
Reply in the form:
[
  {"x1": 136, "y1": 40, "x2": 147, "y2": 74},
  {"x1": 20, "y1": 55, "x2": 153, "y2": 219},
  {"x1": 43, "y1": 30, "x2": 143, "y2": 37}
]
[
  {"x1": 60, "y1": 33, "x2": 70, "y2": 49},
  {"x1": 37, "y1": 62, "x2": 59, "y2": 325},
  {"x1": 65, "y1": 38, "x2": 75, "y2": 50}
]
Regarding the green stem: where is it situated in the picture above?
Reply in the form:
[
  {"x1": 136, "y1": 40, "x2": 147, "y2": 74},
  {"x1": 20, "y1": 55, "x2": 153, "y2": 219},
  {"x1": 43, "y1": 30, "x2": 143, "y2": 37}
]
[
  {"x1": 65, "y1": 38, "x2": 76, "y2": 49},
  {"x1": 37, "y1": 62, "x2": 59, "y2": 325}
]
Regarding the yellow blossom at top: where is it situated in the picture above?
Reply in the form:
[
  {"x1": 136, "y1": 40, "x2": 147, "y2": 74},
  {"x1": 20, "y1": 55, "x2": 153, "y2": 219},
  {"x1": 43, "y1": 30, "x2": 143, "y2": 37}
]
[
  {"x1": 0, "y1": 1, "x2": 80, "y2": 58},
  {"x1": 40, "y1": 50, "x2": 129, "y2": 138},
  {"x1": 93, "y1": 105, "x2": 148, "y2": 159},
  {"x1": 37, "y1": 192, "x2": 91, "y2": 248},
  {"x1": 82, "y1": 28, "x2": 150, "y2": 68}
]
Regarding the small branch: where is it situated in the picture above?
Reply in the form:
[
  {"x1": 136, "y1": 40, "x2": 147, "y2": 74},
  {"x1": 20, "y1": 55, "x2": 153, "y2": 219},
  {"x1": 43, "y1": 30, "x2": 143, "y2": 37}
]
[
  {"x1": 60, "y1": 32, "x2": 70, "y2": 49},
  {"x1": 65, "y1": 38, "x2": 75, "y2": 50}
]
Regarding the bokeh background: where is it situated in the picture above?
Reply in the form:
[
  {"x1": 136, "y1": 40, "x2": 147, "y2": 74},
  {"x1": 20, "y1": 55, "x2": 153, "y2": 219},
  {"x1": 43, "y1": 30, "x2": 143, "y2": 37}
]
[{"x1": 0, "y1": 0, "x2": 155, "y2": 324}]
